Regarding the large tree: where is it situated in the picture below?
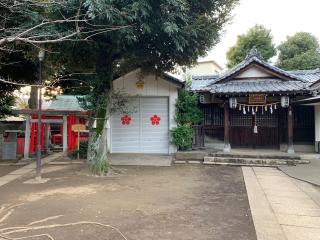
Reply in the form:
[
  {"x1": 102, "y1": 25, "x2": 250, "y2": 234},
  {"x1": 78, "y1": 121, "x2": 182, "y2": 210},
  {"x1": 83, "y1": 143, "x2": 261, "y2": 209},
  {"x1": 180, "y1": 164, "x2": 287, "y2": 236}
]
[
  {"x1": 226, "y1": 24, "x2": 276, "y2": 68},
  {"x1": 0, "y1": 1, "x2": 125, "y2": 49},
  {"x1": 46, "y1": 0, "x2": 239, "y2": 174},
  {"x1": 0, "y1": 49, "x2": 38, "y2": 118},
  {"x1": 0, "y1": 0, "x2": 125, "y2": 115},
  {"x1": 276, "y1": 32, "x2": 320, "y2": 70},
  {"x1": 0, "y1": 0, "x2": 238, "y2": 173}
]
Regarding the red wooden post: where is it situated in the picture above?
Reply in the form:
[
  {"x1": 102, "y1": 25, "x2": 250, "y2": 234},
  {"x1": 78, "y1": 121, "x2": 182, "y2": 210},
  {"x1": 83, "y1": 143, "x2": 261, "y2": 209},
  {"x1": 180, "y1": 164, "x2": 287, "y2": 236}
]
[
  {"x1": 71, "y1": 123, "x2": 86, "y2": 160},
  {"x1": 224, "y1": 102, "x2": 231, "y2": 152},
  {"x1": 29, "y1": 121, "x2": 35, "y2": 153},
  {"x1": 76, "y1": 116, "x2": 80, "y2": 160}
]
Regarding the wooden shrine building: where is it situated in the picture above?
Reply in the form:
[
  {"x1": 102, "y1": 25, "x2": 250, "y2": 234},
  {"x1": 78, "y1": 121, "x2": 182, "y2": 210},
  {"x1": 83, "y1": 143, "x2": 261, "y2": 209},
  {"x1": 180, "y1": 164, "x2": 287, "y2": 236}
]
[{"x1": 191, "y1": 48, "x2": 320, "y2": 153}]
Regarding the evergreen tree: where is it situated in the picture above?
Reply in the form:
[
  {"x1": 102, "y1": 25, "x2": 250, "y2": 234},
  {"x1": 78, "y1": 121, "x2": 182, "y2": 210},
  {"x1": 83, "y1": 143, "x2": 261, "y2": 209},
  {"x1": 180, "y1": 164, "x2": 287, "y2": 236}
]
[
  {"x1": 277, "y1": 32, "x2": 320, "y2": 70},
  {"x1": 0, "y1": 0, "x2": 239, "y2": 173},
  {"x1": 226, "y1": 24, "x2": 276, "y2": 68},
  {"x1": 51, "y1": 0, "x2": 239, "y2": 174}
]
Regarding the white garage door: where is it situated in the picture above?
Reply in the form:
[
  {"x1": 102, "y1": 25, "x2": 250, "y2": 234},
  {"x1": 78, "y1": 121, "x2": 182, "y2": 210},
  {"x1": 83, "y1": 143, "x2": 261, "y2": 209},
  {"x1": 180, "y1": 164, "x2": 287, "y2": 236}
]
[{"x1": 110, "y1": 97, "x2": 169, "y2": 154}]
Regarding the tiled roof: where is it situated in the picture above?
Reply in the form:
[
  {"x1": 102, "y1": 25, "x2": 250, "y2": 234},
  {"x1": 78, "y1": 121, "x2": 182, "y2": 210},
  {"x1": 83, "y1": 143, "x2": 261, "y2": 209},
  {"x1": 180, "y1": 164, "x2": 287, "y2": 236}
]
[
  {"x1": 288, "y1": 69, "x2": 320, "y2": 83},
  {"x1": 190, "y1": 75, "x2": 219, "y2": 91},
  {"x1": 163, "y1": 72, "x2": 185, "y2": 87},
  {"x1": 210, "y1": 79, "x2": 309, "y2": 95},
  {"x1": 46, "y1": 95, "x2": 84, "y2": 112},
  {"x1": 0, "y1": 116, "x2": 25, "y2": 122},
  {"x1": 190, "y1": 48, "x2": 319, "y2": 94},
  {"x1": 207, "y1": 48, "x2": 304, "y2": 87}
]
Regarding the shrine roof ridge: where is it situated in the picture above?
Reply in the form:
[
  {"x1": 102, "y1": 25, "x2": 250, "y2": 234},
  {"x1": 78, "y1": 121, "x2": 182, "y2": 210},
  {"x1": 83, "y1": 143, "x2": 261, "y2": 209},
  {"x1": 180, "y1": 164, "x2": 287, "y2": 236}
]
[
  {"x1": 207, "y1": 55, "x2": 304, "y2": 86},
  {"x1": 190, "y1": 48, "x2": 320, "y2": 94},
  {"x1": 209, "y1": 79, "x2": 309, "y2": 95}
]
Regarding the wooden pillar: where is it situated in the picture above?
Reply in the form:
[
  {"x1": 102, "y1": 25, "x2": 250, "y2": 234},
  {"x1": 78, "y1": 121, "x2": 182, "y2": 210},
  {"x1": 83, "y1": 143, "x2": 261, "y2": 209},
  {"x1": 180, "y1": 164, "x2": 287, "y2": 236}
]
[
  {"x1": 63, "y1": 115, "x2": 68, "y2": 157},
  {"x1": 0, "y1": 133, "x2": 3, "y2": 160},
  {"x1": 23, "y1": 116, "x2": 31, "y2": 159},
  {"x1": 44, "y1": 123, "x2": 50, "y2": 153},
  {"x1": 7, "y1": 132, "x2": 18, "y2": 160},
  {"x1": 315, "y1": 106, "x2": 320, "y2": 152},
  {"x1": 287, "y1": 106, "x2": 294, "y2": 154},
  {"x1": 224, "y1": 102, "x2": 231, "y2": 152}
]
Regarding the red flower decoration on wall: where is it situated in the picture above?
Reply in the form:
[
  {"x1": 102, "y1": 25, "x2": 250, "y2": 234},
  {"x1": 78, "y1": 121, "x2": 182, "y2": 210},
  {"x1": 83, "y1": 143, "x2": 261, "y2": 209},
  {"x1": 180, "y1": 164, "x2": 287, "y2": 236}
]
[
  {"x1": 121, "y1": 115, "x2": 132, "y2": 125},
  {"x1": 150, "y1": 114, "x2": 161, "y2": 125}
]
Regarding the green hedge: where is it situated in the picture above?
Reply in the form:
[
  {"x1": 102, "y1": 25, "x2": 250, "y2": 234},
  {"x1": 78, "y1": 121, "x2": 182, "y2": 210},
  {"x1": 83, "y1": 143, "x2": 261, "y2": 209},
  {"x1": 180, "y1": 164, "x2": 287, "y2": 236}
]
[
  {"x1": 170, "y1": 89, "x2": 202, "y2": 150},
  {"x1": 70, "y1": 140, "x2": 88, "y2": 159},
  {"x1": 171, "y1": 125, "x2": 193, "y2": 150}
]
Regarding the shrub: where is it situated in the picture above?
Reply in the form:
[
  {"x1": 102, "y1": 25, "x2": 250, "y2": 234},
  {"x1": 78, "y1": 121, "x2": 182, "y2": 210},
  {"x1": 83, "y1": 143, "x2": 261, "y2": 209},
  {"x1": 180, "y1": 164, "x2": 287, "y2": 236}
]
[
  {"x1": 171, "y1": 88, "x2": 202, "y2": 150},
  {"x1": 87, "y1": 134, "x2": 110, "y2": 176},
  {"x1": 171, "y1": 125, "x2": 193, "y2": 150},
  {"x1": 89, "y1": 158, "x2": 110, "y2": 175},
  {"x1": 175, "y1": 89, "x2": 202, "y2": 126},
  {"x1": 70, "y1": 140, "x2": 89, "y2": 159}
]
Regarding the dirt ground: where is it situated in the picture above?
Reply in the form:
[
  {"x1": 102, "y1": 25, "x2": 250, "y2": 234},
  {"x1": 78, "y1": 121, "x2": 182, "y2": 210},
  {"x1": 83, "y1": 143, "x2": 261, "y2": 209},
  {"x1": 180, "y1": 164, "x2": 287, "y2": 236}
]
[
  {"x1": 0, "y1": 164, "x2": 256, "y2": 240},
  {"x1": 0, "y1": 165, "x2": 21, "y2": 177}
]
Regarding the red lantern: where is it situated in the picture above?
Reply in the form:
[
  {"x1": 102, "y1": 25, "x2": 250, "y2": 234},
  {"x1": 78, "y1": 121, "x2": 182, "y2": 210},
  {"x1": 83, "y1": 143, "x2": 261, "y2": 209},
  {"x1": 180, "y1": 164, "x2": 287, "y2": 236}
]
[
  {"x1": 121, "y1": 115, "x2": 132, "y2": 125},
  {"x1": 150, "y1": 114, "x2": 161, "y2": 125}
]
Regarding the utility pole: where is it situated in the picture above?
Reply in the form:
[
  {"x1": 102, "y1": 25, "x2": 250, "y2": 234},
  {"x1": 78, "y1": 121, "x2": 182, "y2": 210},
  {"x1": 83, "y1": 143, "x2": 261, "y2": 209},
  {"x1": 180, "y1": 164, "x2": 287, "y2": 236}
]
[{"x1": 36, "y1": 49, "x2": 45, "y2": 180}]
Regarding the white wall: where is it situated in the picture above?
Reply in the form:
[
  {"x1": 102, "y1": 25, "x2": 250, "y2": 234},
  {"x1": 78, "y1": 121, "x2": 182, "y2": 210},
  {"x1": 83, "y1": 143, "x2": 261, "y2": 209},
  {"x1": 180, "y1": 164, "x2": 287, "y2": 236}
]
[
  {"x1": 113, "y1": 70, "x2": 178, "y2": 97},
  {"x1": 110, "y1": 69, "x2": 179, "y2": 154},
  {"x1": 315, "y1": 105, "x2": 320, "y2": 142},
  {"x1": 189, "y1": 62, "x2": 222, "y2": 76},
  {"x1": 236, "y1": 66, "x2": 272, "y2": 78}
]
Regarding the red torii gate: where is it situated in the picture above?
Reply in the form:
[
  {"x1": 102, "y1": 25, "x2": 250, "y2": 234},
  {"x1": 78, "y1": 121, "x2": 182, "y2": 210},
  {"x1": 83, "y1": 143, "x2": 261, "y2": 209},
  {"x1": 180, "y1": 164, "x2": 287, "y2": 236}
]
[
  {"x1": 28, "y1": 114, "x2": 86, "y2": 154},
  {"x1": 14, "y1": 109, "x2": 88, "y2": 159},
  {"x1": 14, "y1": 95, "x2": 89, "y2": 159}
]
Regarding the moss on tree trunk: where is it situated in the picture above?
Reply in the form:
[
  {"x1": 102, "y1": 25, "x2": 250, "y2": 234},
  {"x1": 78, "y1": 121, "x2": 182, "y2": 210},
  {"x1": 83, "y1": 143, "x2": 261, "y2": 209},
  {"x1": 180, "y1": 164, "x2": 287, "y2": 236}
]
[{"x1": 87, "y1": 44, "x2": 113, "y2": 175}]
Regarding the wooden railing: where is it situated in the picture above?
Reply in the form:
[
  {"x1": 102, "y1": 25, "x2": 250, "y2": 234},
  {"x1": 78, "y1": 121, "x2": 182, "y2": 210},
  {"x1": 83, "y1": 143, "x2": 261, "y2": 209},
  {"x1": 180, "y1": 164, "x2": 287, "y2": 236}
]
[{"x1": 192, "y1": 125, "x2": 205, "y2": 149}]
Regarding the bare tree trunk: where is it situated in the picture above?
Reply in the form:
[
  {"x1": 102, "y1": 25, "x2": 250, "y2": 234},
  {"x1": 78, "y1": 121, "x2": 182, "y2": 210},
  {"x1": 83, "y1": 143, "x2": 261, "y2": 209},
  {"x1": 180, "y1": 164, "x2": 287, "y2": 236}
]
[
  {"x1": 28, "y1": 86, "x2": 38, "y2": 109},
  {"x1": 86, "y1": 43, "x2": 113, "y2": 175}
]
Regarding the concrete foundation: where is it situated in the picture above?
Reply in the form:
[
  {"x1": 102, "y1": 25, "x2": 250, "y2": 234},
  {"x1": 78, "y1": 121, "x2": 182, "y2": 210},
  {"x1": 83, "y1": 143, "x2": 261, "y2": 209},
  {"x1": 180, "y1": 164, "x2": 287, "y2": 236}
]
[
  {"x1": 109, "y1": 154, "x2": 172, "y2": 166},
  {"x1": 280, "y1": 143, "x2": 314, "y2": 153},
  {"x1": 175, "y1": 151, "x2": 207, "y2": 161}
]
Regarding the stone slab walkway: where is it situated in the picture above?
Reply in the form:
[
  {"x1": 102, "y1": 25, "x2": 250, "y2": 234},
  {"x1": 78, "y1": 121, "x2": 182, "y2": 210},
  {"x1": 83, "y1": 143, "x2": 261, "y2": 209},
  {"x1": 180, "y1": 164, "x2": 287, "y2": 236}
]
[
  {"x1": 243, "y1": 166, "x2": 320, "y2": 240},
  {"x1": 0, "y1": 152, "x2": 63, "y2": 187},
  {"x1": 279, "y1": 158, "x2": 320, "y2": 186},
  {"x1": 109, "y1": 153, "x2": 172, "y2": 166}
]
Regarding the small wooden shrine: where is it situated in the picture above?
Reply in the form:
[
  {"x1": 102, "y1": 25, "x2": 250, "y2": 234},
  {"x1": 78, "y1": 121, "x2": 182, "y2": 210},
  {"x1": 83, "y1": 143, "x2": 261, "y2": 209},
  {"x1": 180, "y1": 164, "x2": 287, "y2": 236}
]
[
  {"x1": 15, "y1": 95, "x2": 89, "y2": 159},
  {"x1": 191, "y1": 48, "x2": 320, "y2": 153}
]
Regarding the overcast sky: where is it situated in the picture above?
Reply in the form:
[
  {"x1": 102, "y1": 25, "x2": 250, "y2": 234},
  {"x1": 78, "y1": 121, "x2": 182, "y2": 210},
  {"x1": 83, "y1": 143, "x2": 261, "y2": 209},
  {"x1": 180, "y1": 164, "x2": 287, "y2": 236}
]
[{"x1": 203, "y1": 0, "x2": 320, "y2": 68}]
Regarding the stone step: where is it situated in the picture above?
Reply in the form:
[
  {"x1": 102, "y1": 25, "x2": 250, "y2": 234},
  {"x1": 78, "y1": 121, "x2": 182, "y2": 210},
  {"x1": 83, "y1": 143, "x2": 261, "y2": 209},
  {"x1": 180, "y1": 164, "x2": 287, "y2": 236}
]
[
  {"x1": 52, "y1": 147, "x2": 63, "y2": 152},
  {"x1": 209, "y1": 152, "x2": 301, "y2": 160},
  {"x1": 204, "y1": 162, "x2": 281, "y2": 167},
  {"x1": 204, "y1": 156, "x2": 309, "y2": 166},
  {"x1": 174, "y1": 151, "x2": 208, "y2": 161},
  {"x1": 174, "y1": 159, "x2": 203, "y2": 164}
]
